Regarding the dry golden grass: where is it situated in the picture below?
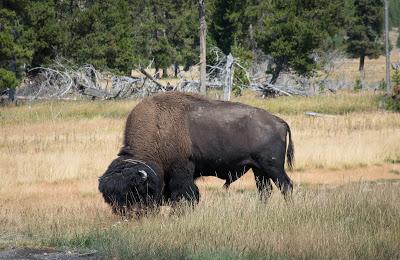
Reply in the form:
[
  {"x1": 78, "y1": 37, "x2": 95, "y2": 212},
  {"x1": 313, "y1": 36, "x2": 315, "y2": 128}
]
[
  {"x1": 287, "y1": 112, "x2": 400, "y2": 170},
  {"x1": 1, "y1": 179, "x2": 399, "y2": 259},
  {"x1": 1, "y1": 92, "x2": 400, "y2": 258},
  {"x1": 330, "y1": 54, "x2": 400, "y2": 84}
]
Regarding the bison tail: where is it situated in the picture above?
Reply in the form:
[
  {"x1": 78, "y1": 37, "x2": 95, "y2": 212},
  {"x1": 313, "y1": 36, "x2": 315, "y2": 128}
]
[{"x1": 285, "y1": 123, "x2": 295, "y2": 170}]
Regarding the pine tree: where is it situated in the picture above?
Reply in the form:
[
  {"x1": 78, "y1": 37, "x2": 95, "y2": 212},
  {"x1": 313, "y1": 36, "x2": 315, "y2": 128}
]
[
  {"x1": 135, "y1": 0, "x2": 199, "y2": 77},
  {"x1": 346, "y1": 0, "x2": 384, "y2": 74},
  {"x1": 66, "y1": 0, "x2": 147, "y2": 74},
  {"x1": 166, "y1": 0, "x2": 199, "y2": 75},
  {"x1": 0, "y1": 1, "x2": 32, "y2": 89},
  {"x1": 208, "y1": 0, "x2": 256, "y2": 54},
  {"x1": 255, "y1": 0, "x2": 346, "y2": 83},
  {"x1": 24, "y1": 1, "x2": 67, "y2": 67},
  {"x1": 389, "y1": 0, "x2": 400, "y2": 28}
]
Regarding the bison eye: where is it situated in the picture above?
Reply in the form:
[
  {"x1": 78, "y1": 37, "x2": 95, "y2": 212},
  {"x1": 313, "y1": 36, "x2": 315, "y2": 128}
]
[{"x1": 138, "y1": 170, "x2": 148, "y2": 180}]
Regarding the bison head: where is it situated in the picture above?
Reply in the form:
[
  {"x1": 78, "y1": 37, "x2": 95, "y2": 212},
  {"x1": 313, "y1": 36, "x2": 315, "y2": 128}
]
[{"x1": 98, "y1": 157, "x2": 162, "y2": 215}]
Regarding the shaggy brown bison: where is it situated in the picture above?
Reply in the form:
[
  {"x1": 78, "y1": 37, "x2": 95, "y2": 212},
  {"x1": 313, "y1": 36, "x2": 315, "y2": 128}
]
[{"x1": 99, "y1": 92, "x2": 294, "y2": 214}]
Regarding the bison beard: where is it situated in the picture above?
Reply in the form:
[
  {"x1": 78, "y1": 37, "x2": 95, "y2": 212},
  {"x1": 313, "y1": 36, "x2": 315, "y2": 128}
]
[{"x1": 99, "y1": 92, "x2": 294, "y2": 215}]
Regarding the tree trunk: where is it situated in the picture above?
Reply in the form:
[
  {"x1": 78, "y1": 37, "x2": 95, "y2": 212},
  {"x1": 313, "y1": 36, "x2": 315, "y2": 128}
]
[
  {"x1": 384, "y1": 0, "x2": 391, "y2": 94},
  {"x1": 162, "y1": 68, "x2": 168, "y2": 78},
  {"x1": 359, "y1": 55, "x2": 365, "y2": 72},
  {"x1": 359, "y1": 54, "x2": 365, "y2": 84},
  {"x1": 249, "y1": 24, "x2": 256, "y2": 51},
  {"x1": 223, "y1": 54, "x2": 234, "y2": 101},
  {"x1": 269, "y1": 67, "x2": 282, "y2": 85},
  {"x1": 270, "y1": 73, "x2": 279, "y2": 85},
  {"x1": 174, "y1": 61, "x2": 179, "y2": 78},
  {"x1": 198, "y1": 0, "x2": 207, "y2": 95}
]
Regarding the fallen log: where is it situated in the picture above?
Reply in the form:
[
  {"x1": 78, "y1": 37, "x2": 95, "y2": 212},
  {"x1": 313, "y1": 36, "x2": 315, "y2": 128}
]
[
  {"x1": 81, "y1": 87, "x2": 109, "y2": 99},
  {"x1": 263, "y1": 83, "x2": 292, "y2": 96},
  {"x1": 15, "y1": 95, "x2": 78, "y2": 101},
  {"x1": 305, "y1": 111, "x2": 336, "y2": 117}
]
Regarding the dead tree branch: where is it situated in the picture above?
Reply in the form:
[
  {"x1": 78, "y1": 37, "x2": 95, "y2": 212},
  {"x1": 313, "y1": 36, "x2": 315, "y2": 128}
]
[{"x1": 139, "y1": 69, "x2": 166, "y2": 90}]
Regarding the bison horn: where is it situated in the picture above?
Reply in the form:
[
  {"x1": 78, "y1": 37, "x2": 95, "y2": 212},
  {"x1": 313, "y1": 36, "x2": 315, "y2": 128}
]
[{"x1": 138, "y1": 170, "x2": 148, "y2": 180}]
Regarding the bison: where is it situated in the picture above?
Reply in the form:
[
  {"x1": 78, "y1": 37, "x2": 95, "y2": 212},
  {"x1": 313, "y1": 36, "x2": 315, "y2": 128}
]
[{"x1": 99, "y1": 92, "x2": 294, "y2": 214}]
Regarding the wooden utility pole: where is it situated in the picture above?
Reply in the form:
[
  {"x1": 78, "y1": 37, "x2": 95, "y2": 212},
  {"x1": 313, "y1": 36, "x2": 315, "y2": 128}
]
[
  {"x1": 198, "y1": 0, "x2": 207, "y2": 95},
  {"x1": 384, "y1": 0, "x2": 391, "y2": 94}
]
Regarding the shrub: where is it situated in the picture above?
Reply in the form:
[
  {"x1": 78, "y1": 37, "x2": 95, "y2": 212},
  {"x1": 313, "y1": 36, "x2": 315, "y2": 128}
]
[
  {"x1": 392, "y1": 69, "x2": 400, "y2": 86},
  {"x1": 378, "y1": 79, "x2": 387, "y2": 91},
  {"x1": 231, "y1": 44, "x2": 254, "y2": 96},
  {"x1": 397, "y1": 33, "x2": 400, "y2": 48},
  {"x1": 353, "y1": 77, "x2": 362, "y2": 92},
  {"x1": 384, "y1": 98, "x2": 400, "y2": 112},
  {"x1": 0, "y1": 68, "x2": 19, "y2": 90}
]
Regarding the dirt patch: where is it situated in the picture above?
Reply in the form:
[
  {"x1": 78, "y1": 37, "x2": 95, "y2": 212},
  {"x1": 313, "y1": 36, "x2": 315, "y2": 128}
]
[
  {"x1": 196, "y1": 163, "x2": 400, "y2": 190},
  {"x1": 0, "y1": 248, "x2": 99, "y2": 260},
  {"x1": 291, "y1": 164, "x2": 400, "y2": 185}
]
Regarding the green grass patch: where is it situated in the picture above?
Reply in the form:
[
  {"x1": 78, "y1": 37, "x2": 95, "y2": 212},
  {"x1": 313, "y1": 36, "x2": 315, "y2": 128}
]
[
  {"x1": 0, "y1": 92, "x2": 383, "y2": 125},
  {"x1": 0, "y1": 100, "x2": 136, "y2": 125},
  {"x1": 385, "y1": 158, "x2": 400, "y2": 164},
  {"x1": 236, "y1": 91, "x2": 381, "y2": 115}
]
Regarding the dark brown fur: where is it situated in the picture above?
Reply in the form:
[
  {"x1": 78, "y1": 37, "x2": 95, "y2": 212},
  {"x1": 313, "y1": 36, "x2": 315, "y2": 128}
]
[{"x1": 119, "y1": 93, "x2": 203, "y2": 170}]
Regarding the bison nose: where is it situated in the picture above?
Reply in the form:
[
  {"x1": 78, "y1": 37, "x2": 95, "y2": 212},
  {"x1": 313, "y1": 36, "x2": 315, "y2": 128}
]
[{"x1": 138, "y1": 170, "x2": 148, "y2": 180}]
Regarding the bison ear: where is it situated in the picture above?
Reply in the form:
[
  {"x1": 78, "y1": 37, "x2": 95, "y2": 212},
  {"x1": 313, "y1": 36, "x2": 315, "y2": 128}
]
[{"x1": 138, "y1": 170, "x2": 148, "y2": 180}]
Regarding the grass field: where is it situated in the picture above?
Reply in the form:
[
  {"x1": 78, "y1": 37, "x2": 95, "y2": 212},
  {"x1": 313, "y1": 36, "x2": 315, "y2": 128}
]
[{"x1": 1, "y1": 91, "x2": 400, "y2": 259}]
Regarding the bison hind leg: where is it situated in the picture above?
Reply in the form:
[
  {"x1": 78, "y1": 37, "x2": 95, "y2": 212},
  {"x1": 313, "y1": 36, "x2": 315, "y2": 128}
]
[
  {"x1": 267, "y1": 167, "x2": 293, "y2": 200},
  {"x1": 253, "y1": 165, "x2": 293, "y2": 201},
  {"x1": 253, "y1": 168, "x2": 273, "y2": 200}
]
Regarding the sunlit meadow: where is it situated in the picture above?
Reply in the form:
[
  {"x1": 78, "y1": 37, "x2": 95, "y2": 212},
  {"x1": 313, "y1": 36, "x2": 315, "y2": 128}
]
[{"x1": 0, "y1": 91, "x2": 399, "y2": 259}]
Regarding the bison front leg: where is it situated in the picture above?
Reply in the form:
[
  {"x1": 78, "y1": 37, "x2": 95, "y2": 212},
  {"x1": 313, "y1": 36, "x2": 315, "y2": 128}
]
[{"x1": 167, "y1": 161, "x2": 200, "y2": 206}]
